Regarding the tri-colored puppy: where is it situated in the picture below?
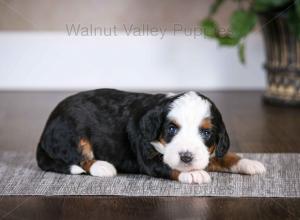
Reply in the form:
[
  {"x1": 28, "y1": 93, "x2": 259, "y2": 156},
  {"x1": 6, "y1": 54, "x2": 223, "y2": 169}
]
[{"x1": 36, "y1": 89, "x2": 266, "y2": 184}]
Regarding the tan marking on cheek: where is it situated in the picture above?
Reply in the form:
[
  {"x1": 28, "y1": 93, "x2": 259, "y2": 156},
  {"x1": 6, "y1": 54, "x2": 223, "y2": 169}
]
[
  {"x1": 78, "y1": 138, "x2": 94, "y2": 160},
  {"x1": 201, "y1": 118, "x2": 213, "y2": 129},
  {"x1": 208, "y1": 145, "x2": 216, "y2": 154},
  {"x1": 170, "y1": 170, "x2": 181, "y2": 180},
  {"x1": 159, "y1": 137, "x2": 166, "y2": 146}
]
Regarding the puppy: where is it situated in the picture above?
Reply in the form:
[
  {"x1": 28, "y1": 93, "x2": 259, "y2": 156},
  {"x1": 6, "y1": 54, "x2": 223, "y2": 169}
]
[{"x1": 36, "y1": 89, "x2": 266, "y2": 184}]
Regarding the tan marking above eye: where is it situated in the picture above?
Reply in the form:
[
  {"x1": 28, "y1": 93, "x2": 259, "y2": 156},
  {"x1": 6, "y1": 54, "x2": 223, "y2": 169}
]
[
  {"x1": 170, "y1": 119, "x2": 181, "y2": 128},
  {"x1": 200, "y1": 118, "x2": 213, "y2": 129}
]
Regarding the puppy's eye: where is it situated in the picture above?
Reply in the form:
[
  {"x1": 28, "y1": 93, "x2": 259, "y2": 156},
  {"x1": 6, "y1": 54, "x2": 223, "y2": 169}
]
[
  {"x1": 199, "y1": 128, "x2": 211, "y2": 139},
  {"x1": 167, "y1": 124, "x2": 178, "y2": 136}
]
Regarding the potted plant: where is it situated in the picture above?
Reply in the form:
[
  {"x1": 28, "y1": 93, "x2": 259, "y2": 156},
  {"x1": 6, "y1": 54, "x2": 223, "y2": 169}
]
[{"x1": 201, "y1": 0, "x2": 300, "y2": 106}]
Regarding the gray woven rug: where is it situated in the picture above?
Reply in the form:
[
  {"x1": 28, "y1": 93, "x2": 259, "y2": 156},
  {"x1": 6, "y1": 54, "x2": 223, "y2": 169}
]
[{"x1": 0, "y1": 151, "x2": 299, "y2": 197}]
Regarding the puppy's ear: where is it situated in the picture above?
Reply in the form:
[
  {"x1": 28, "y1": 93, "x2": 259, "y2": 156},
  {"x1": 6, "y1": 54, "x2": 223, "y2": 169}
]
[
  {"x1": 215, "y1": 123, "x2": 230, "y2": 158},
  {"x1": 211, "y1": 104, "x2": 230, "y2": 158},
  {"x1": 139, "y1": 106, "x2": 165, "y2": 141}
]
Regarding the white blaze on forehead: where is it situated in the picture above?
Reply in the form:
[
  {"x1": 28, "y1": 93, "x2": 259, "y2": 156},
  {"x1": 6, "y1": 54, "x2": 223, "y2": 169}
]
[
  {"x1": 168, "y1": 91, "x2": 211, "y2": 125},
  {"x1": 161, "y1": 91, "x2": 211, "y2": 171}
]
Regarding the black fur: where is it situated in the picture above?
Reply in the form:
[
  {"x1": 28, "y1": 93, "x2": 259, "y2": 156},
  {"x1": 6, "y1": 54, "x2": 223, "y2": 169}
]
[
  {"x1": 209, "y1": 101, "x2": 230, "y2": 158},
  {"x1": 36, "y1": 89, "x2": 229, "y2": 179}
]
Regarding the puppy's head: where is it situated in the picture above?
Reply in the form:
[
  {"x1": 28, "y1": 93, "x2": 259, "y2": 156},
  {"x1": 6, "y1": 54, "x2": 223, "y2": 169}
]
[{"x1": 149, "y1": 91, "x2": 229, "y2": 172}]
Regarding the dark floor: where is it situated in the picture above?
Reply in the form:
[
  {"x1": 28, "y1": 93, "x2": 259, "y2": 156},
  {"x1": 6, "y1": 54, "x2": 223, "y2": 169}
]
[{"x1": 0, "y1": 91, "x2": 300, "y2": 220}]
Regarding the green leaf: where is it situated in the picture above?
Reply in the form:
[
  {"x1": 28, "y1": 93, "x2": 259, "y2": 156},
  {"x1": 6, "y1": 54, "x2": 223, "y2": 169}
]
[
  {"x1": 238, "y1": 43, "x2": 246, "y2": 64},
  {"x1": 200, "y1": 18, "x2": 219, "y2": 38},
  {"x1": 217, "y1": 35, "x2": 240, "y2": 46},
  {"x1": 253, "y1": 0, "x2": 291, "y2": 12},
  {"x1": 230, "y1": 10, "x2": 257, "y2": 39},
  {"x1": 209, "y1": 0, "x2": 225, "y2": 15},
  {"x1": 295, "y1": 0, "x2": 300, "y2": 17},
  {"x1": 288, "y1": 8, "x2": 300, "y2": 40}
]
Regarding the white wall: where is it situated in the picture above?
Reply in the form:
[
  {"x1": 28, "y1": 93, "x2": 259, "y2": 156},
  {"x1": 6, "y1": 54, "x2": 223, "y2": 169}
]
[{"x1": 0, "y1": 31, "x2": 266, "y2": 91}]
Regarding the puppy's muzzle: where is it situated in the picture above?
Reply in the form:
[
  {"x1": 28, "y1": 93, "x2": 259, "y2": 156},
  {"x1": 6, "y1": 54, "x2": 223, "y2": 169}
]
[{"x1": 179, "y1": 151, "x2": 193, "y2": 164}]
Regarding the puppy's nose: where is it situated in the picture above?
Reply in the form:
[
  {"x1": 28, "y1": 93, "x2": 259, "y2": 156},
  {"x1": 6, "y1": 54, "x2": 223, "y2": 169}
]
[{"x1": 179, "y1": 151, "x2": 193, "y2": 163}]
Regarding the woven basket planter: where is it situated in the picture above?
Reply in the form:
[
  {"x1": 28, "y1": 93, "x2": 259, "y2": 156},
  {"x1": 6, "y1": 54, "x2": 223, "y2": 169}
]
[{"x1": 259, "y1": 13, "x2": 300, "y2": 106}]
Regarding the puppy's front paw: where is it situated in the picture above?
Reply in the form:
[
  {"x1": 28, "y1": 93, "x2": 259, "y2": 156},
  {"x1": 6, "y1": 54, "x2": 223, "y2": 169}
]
[
  {"x1": 178, "y1": 170, "x2": 211, "y2": 184},
  {"x1": 89, "y1": 161, "x2": 117, "y2": 177},
  {"x1": 231, "y1": 158, "x2": 266, "y2": 175}
]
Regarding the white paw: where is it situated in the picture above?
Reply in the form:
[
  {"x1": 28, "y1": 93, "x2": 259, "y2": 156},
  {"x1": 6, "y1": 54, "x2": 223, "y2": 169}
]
[
  {"x1": 178, "y1": 170, "x2": 211, "y2": 184},
  {"x1": 89, "y1": 161, "x2": 117, "y2": 177},
  {"x1": 231, "y1": 158, "x2": 266, "y2": 175},
  {"x1": 70, "y1": 165, "x2": 86, "y2": 175}
]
